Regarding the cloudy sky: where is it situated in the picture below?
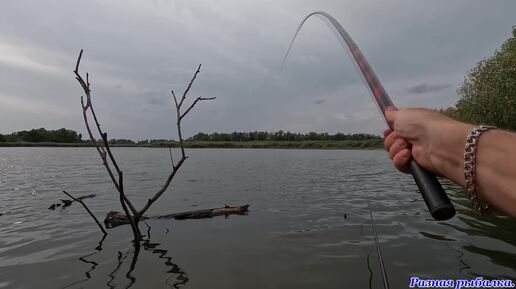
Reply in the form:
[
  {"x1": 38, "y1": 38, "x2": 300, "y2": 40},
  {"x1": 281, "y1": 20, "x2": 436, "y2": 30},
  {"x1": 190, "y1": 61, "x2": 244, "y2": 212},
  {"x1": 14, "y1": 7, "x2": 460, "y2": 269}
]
[{"x1": 0, "y1": 0, "x2": 514, "y2": 139}]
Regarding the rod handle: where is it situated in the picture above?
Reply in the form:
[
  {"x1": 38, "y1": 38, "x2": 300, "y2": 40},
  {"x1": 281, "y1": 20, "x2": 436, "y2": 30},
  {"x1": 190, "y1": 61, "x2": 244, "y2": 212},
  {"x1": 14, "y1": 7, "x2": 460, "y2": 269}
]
[{"x1": 409, "y1": 160, "x2": 455, "y2": 220}]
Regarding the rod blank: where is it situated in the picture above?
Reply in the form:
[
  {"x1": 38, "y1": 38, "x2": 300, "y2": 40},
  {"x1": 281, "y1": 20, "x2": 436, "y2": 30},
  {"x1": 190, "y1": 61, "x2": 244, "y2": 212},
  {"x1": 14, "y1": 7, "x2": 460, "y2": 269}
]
[{"x1": 283, "y1": 11, "x2": 456, "y2": 220}]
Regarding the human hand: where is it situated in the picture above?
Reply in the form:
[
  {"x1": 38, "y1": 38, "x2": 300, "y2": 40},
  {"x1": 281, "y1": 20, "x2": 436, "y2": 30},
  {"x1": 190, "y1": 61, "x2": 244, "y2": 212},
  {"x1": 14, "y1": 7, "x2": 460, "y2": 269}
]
[
  {"x1": 383, "y1": 107, "x2": 470, "y2": 177},
  {"x1": 384, "y1": 107, "x2": 516, "y2": 218}
]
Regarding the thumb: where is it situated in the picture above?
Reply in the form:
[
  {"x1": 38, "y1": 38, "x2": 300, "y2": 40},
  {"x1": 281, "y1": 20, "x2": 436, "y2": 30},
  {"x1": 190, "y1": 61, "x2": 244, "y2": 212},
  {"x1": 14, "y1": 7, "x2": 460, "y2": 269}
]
[{"x1": 384, "y1": 106, "x2": 398, "y2": 128}]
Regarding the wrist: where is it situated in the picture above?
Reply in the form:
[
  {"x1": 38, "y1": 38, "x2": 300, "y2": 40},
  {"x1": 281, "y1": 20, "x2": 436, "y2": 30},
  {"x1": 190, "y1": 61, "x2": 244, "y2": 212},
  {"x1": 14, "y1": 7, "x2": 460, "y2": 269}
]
[{"x1": 431, "y1": 120, "x2": 473, "y2": 185}]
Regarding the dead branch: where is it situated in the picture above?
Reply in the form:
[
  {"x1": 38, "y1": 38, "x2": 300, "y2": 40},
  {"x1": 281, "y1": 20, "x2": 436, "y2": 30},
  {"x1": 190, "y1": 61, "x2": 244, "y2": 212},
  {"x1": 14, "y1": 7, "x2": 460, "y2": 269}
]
[
  {"x1": 48, "y1": 194, "x2": 96, "y2": 210},
  {"x1": 168, "y1": 146, "x2": 175, "y2": 168},
  {"x1": 74, "y1": 49, "x2": 140, "y2": 239},
  {"x1": 179, "y1": 97, "x2": 216, "y2": 121},
  {"x1": 159, "y1": 204, "x2": 250, "y2": 220},
  {"x1": 105, "y1": 204, "x2": 250, "y2": 228},
  {"x1": 76, "y1": 194, "x2": 97, "y2": 201},
  {"x1": 178, "y1": 64, "x2": 201, "y2": 108},
  {"x1": 73, "y1": 50, "x2": 215, "y2": 241},
  {"x1": 63, "y1": 190, "x2": 107, "y2": 236},
  {"x1": 136, "y1": 65, "x2": 215, "y2": 220}
]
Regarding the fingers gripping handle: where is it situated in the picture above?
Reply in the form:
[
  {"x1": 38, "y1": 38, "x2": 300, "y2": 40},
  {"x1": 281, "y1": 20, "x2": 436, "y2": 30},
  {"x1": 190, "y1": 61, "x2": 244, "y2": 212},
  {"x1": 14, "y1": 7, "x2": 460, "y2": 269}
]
[
  {"x1": 385, "y1": 108, "x2": 455, "y2": 220},
  {"x1": 409, "y1": 160, "x2": 455, "y2": 220}
]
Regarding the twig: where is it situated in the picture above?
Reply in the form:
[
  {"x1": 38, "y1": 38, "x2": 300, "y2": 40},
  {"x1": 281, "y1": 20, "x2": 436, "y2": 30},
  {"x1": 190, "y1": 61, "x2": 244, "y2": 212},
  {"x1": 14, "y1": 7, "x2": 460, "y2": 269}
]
[
  {"x1": 179, "y1": 97, "x2": 216, "y2": 121},
  {"x1": 178, "y1": 64, "x2": 201, "y2": 108},
  {"x1": 63, "y1": 190, "x2": 107, "y2": 236}
]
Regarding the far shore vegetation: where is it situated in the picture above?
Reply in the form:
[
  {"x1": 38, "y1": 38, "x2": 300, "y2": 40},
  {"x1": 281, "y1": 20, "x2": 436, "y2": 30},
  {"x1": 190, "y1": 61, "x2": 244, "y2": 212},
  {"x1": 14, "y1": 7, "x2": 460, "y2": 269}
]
[{"x1": 0, "y1": 129, "x2": 384, "y2": 149}]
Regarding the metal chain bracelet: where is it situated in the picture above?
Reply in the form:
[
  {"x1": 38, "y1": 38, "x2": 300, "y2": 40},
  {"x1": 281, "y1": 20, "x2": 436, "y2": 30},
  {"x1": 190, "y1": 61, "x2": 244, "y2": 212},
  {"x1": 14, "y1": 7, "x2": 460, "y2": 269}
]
[{"x1": 464, "y1": 125, "x2": 496, "y2": 213}]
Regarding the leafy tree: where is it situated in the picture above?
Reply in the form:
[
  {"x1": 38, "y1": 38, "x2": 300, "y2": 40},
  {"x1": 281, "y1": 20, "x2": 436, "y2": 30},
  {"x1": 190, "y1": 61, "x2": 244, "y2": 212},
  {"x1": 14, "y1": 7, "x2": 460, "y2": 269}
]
[
  {"x1": 456, "y1": 26, "x2": 516, "y2": 130},
  {"x1": 0, "y1": 133, "x2": 4, "y2": 142},
  {"x1": 2, "y1": 128, "x2": 82, "y2": 143}
]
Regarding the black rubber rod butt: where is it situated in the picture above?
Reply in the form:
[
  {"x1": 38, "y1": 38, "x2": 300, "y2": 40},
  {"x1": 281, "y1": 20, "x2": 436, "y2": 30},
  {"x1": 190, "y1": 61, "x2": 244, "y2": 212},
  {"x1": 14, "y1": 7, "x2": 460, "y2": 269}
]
[{"x1": 409, "y1": 160, "x2": 455, "y2": 220}]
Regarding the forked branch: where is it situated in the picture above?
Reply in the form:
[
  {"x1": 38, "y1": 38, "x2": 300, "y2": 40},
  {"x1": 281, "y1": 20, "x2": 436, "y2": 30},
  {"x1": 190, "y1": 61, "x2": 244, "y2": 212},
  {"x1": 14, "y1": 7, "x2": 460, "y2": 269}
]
[
  {"x1": 138, "y1": 65, "x2": 215, "y2": 219},
  {"x1": 73, "y1": 50, "x2": 214, "y2": 240},
  {"x1": 74, "y1": 49, "x2": 140, "y2": 238}
]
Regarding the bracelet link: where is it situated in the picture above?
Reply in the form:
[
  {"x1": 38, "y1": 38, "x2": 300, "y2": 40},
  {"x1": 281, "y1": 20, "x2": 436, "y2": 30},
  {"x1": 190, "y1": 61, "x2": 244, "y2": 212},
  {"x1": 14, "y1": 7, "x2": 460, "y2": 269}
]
[{"x1": 464, "y1": 125, "x2": 496, "y2": 213}]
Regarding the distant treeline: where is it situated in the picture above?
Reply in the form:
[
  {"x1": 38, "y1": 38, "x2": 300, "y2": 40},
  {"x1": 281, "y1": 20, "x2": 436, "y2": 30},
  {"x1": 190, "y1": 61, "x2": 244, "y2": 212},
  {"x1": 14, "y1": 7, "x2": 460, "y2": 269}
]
[
  {"x1": 185, "y1": 131, "x2": 381, "y2": 142},
  {"x1": 0, "y1": 128, "x2": 82, "y2": 143},
  {"x1": 0, "y1": 128, "x2": 381, "y2": 146}
]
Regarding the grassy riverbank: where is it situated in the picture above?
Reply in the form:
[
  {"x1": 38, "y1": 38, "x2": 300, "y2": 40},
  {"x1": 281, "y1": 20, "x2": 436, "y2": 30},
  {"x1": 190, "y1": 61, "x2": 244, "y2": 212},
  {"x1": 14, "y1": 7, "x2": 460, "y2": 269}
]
[{"x1": 0, "y1": 139, "x2": 383, "y2": 149}]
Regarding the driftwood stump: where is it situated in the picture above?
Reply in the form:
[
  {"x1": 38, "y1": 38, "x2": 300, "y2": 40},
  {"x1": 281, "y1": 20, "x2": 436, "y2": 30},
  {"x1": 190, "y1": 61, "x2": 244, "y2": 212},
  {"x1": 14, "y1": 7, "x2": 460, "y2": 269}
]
[{"x1": 104, "y1": 204, "x2": 250, "y2": 228}]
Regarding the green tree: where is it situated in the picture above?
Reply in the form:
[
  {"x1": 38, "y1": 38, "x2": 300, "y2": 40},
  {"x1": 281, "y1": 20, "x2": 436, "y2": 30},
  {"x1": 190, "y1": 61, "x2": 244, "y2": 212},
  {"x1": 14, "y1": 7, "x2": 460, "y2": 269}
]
[{"x1": 456, "y1": 26, "x2": 516, "y2": 130}]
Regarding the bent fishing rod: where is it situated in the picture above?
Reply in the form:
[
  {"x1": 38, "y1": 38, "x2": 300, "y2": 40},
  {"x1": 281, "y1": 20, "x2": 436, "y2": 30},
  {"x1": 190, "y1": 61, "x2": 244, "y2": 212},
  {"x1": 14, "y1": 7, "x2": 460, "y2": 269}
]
[{"x1": 282, "y1": 11, "x2": 455, "y2": 221}]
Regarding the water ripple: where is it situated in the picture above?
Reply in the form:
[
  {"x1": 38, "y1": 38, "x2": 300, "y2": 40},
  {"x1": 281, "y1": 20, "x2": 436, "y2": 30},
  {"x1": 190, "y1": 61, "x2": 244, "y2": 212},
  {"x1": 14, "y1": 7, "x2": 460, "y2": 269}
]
[{"x1": 0, "y1": 148, "x2": 514, "y2": 289}]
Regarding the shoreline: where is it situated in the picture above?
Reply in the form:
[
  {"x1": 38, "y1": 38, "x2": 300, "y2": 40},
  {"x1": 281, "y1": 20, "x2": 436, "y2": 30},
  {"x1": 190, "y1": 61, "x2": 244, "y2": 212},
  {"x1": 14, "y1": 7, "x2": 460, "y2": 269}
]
[{"x1": 0, "y1": 140, "x2": 383, "y2": 150}]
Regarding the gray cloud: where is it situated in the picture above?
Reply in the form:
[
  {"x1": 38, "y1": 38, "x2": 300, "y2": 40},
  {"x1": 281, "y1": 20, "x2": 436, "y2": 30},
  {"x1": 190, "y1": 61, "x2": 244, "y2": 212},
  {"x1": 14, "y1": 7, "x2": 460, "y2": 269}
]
[
  {"x1": 407, "y1": 83, "x2": 452, "y2": 94},
  {"x1": 0, "y1": 0, "x2": 514, "y2": 138},
  {"x1": 314, "y1": 99, "x2": 326, "y2": 104}
]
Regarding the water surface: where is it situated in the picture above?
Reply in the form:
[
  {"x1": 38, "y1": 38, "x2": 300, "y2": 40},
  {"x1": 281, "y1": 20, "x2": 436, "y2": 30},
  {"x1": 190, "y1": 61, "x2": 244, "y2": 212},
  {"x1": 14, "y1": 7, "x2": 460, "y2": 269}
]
[{"x1": 0, "y1": 148, "x2": 514, "y2": 289}]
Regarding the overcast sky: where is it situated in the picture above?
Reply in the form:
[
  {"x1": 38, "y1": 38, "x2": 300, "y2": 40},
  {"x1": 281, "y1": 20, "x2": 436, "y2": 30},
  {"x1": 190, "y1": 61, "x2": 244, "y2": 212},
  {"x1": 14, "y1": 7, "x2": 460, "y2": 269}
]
[{"x1": 0, "y1": 0, "x2": 514, "y2": 139}]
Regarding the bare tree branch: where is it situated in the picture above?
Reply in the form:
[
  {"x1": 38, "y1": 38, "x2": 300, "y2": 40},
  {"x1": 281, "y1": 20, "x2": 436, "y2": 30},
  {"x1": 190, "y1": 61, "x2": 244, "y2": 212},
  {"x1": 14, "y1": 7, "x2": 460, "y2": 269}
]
[
  {"x1": 179, "y1": 97, "x2": 216, "y2": 121},
  {"x1": 171, "y1": 90, "x2": 178, "y2": 109},
  {"x1": 137, "y1": 157, "x2": 186, "y2": 219},
  {"x1": 74, "y1": 49, "x2": 140, "y2": 240},
  {"x1": 118, "y1": 171, "x2": 141, "y2": 239},
  {"x1": 74, "y1": 49, "x2": 138, "y2": 217},
  {"x1": 63, "y1": 190, "x2": 107, "y2": 236},
  {"x1": 178, "y1": 64, "x2": 201, "y2": 108},
  {"x1": 168, "y1": 146, "x2": 175, "y2": 168},
  {"x1": 176, "y1": 113, "x2": 186, "y2": 159},
  {"x1": 74, "y1": 51, "x2": 213, "y2": 240},
  {"x1": 137, "y1": 65, "x2": 210, "y2": 219}
]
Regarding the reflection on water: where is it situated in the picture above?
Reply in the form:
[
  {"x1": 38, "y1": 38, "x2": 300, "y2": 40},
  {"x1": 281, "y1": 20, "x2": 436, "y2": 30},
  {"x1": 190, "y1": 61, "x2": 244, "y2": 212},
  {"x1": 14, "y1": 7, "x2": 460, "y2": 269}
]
[
  {"x1": 141, "y1": 238, "x2": 189, "y2": 289},
  {"x1": 440, "y1": 179, "x2": 516, "y2": 277},
  {"x1": 61, "y1": 236, "x2": 106, "y2": 289},
  {"x1": 59, "y1": 231, "x2": 189, "y2": 289},
  {"x1": 0, "y1": 148, "x2": 515, "y2": 289}
]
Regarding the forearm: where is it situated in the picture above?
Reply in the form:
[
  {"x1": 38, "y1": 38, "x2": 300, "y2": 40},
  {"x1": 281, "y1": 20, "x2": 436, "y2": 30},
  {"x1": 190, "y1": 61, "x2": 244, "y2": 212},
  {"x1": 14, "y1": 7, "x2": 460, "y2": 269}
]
[{"x1": 432, "y1": 122, "x2": 516, "y2": 217}]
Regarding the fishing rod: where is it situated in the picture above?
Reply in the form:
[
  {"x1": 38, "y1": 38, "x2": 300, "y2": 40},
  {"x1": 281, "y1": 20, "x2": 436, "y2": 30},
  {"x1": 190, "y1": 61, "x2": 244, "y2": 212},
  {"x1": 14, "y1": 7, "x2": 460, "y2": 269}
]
[{"x1": 281, "y1": 11, "x2": 455, "y2": 221}]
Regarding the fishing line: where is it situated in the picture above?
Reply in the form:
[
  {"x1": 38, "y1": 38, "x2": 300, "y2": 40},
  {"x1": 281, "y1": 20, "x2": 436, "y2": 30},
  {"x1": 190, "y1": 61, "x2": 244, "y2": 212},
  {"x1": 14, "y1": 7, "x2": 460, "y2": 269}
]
[
  {"x1": 365, "y1": 191, "x2": 390, "y2": 289},
  {"x1": 359, "y1": 224, "x2": 375, "y2": 289}
]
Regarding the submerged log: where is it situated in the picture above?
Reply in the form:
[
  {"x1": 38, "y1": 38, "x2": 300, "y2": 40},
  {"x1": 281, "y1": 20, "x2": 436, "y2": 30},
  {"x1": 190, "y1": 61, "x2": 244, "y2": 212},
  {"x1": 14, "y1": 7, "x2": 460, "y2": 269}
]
[
  {"x1": 158, "y1": 204, "x2": 250, "y2": 220},
  {"x1": 48, "y1": 194, "x2": 97, "y2": 210},
  {"x1": 104, "y1": 204, "x2": 250, "y2": 228},
  {"x1": 103, "y1": 211, "x2": 144, "y2": 228}
]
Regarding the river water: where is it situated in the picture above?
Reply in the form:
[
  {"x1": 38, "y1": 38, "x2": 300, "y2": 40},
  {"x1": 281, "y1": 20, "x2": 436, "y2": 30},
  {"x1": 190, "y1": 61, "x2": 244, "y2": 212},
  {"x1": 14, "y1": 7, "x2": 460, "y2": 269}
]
[{"x1": 0, "y1": 148, "x2": 514, "y2": 289}]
